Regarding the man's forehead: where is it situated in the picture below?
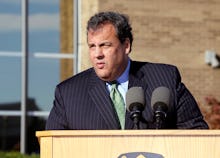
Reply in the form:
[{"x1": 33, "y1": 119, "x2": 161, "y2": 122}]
[{"x1": 88, "y1": 22, "x2": 115, "y2": 33}]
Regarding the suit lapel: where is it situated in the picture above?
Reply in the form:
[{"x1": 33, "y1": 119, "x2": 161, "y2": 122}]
[
  {"x1": 125, "y1": 61, "x2": 149, "y2": 129},
  {"x1": 88, "y1": 71, "x2": 120, "y2": 129}
]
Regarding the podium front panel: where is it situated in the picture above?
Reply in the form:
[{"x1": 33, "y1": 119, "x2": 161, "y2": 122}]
[{"x1": 36, "y1": 130, "x2": 220, "y2": 158}]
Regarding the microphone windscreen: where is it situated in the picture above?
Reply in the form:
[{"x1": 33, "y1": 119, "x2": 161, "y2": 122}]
[
  {"x1": 126, "y1": 87, "x2": 145, "y2": 111},
  {"x1": 151, "y1": 86, "x2": 171, "y2": 110}
]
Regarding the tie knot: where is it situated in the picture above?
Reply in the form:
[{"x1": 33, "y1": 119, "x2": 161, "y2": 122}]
[{"x1": 110, "y1": 81, "x2": 119, "y2": 88}]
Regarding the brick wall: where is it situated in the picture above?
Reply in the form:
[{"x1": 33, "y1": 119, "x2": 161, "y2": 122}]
[{"x1": 60, "y1": 0, "x2": 73, "y2": 81}]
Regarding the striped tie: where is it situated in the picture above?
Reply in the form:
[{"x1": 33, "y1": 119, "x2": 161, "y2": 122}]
[{"x1": 110, "y1": 82, "x2": 125, "y2": 129}]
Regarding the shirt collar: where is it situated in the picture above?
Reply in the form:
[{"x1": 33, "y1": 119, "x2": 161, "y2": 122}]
[{"x1": 117, "y1": 59, "x2": 130, "y2": 84}]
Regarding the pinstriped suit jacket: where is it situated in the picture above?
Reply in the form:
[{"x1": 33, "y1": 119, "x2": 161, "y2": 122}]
[{"x1": 46, "y1": 61, "x2": 208, "y2": 130}]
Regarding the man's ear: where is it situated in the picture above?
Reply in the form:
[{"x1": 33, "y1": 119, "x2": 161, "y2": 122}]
[{"x1": 124, "y1": 38, "x2": 131, "y2": 54}]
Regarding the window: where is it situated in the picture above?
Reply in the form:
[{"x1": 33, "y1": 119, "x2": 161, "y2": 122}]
[{"x1": 0, "y1": 0, "x2": 75, "y2": 153}]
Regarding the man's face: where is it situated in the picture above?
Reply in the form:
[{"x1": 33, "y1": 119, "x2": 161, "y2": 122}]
[{"x1": 87, "y1": 23, "x2": 130, "y2": 81}]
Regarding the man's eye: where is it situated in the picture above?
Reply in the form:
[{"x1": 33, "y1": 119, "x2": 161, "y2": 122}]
[
  {"x1": 89, "y1": 45, "x2": 95, "y2": 49},
  {"x1": 102, "y1": 43, "x2": 111, "y2": 48}
]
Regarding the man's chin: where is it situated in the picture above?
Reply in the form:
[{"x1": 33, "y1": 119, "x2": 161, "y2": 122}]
[{"x1": 96, "y1": 73, "x2": 112, "y2": 81}]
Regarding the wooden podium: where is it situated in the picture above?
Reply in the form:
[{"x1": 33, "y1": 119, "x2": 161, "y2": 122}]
[{"x1": 36, "y1": 130, "x2": 220, "y2": 158}]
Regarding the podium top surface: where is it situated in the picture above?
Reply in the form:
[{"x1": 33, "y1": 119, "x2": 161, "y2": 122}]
[{"x1": 36, "y1": 130, "x2": 220, "y2": 138}]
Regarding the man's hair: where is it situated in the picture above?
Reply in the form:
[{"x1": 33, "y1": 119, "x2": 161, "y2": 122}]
[{"x1": 87, "y1": 11, "x2": 133, "y2": 52}]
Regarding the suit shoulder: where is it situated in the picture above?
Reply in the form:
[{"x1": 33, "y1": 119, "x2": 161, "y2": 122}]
[
  {"x1": 132, "y1": 61, "x2": 178, "y2": 72},
  {"x1": 57, "y1": 68, "x2": 94, "y2": 88}
]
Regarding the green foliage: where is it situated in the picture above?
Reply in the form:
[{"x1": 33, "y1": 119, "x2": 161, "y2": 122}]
[{"x1": 0, "y1": 151, "x2": 39, "y2": 158}]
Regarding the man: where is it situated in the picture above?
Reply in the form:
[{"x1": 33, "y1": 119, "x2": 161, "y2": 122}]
[{"x1": 46, "y1": 11, "x2": 208, "y2": 130}]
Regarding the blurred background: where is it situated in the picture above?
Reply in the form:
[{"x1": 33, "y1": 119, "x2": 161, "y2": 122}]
[{"x1": 0, "y1": 0, "x2": 220, "y2": 154}]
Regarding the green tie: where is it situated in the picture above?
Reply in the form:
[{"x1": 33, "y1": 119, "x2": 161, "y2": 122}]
[{"x1": 110, "y1": 82, "x2": 125, "y2": 129}]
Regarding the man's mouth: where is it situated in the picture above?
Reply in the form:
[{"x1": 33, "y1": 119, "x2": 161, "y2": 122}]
[{"x1": 96, "y1": 62, "x2": 105, "y2": 69}]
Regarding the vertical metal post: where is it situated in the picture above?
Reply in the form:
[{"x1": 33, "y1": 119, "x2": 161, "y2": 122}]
[
  {"x1": 73, "y1": 0, "x2": 78, "y2": 74},
  {"x1": 21, "y1": 0, "x2": 28, "y2": 154}
]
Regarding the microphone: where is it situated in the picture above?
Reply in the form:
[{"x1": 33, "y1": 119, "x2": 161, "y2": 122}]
[
  {"x1": 151, "y1": 86, "x2": 170, "y2": 129},
  {"x1": 126, "y1": 87, "x2": 145, "y2": 129}
]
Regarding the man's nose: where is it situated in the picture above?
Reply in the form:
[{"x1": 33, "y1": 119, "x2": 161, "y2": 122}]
[{"x1": 95, "y1": 47, "x2": 104, "y2": 58}]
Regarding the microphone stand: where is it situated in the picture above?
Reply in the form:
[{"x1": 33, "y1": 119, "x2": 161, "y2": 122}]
[
  {"x1": 154, "y1": 110, "x2": 166, "y2": 129},
  {"x1": 129, "y1": 106, "x2": 142, "y2": 129}
]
